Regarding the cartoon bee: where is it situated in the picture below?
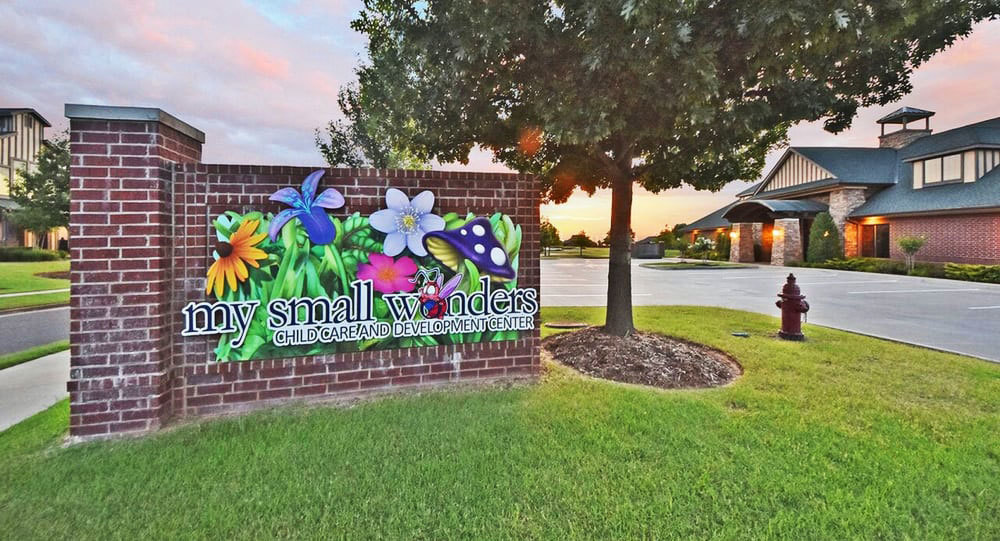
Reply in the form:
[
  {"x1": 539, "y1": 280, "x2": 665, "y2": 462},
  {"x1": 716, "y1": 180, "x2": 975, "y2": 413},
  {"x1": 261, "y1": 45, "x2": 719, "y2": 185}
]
[{"x1": 411, "y1": 268, "x2": 463, "y2": 319}]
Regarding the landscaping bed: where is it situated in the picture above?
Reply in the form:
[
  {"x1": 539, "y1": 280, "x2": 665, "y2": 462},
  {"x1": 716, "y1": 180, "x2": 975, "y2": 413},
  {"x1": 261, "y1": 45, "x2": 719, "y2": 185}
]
[
  {"x1": 543, "y1": 327, "x2": 741, "y2": 389},
  {"x1": 641, "y1": 261, "x2": 749, "y2": 270}
]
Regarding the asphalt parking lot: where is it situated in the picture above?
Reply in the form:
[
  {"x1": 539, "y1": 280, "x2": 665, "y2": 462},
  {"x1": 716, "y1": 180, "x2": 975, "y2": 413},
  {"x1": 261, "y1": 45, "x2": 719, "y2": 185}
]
[{"x1": 541, "y1": 258, "x2": 1000, "y2": 362}]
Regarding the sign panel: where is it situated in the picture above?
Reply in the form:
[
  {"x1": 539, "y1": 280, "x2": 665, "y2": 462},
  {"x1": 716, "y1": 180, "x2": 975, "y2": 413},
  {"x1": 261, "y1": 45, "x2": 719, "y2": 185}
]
[{"x1": 181, "y1": 171, "x2": 537, "y2": 362}]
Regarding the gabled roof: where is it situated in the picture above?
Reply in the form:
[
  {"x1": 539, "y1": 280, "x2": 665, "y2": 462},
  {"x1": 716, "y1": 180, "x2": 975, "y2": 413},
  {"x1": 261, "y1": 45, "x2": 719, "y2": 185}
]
[
  {"x1": 680, "y1": 202, "x2": 737, "y2": 233},
  {"x1": 0, "y1": 108, "x2": 51, "y2": 127},
  {"x1": 722, "y1": 199, "x2": 828, "y2": 223},
  {"x1": 877, "y1": 107, "x2": 935, "y2": 125},
  {"x1": 851, "y1": 166, "x2": 1000, "y2": 218},
  {"x1": 736, "y1": 182, "x2": 762, "y2": 197},
  {"x1": 792, "y1": 147, "x2": 898, "y2": 184},
  {"x1": 898, "y1": 116, "x2": 1000, "y2": 161}
]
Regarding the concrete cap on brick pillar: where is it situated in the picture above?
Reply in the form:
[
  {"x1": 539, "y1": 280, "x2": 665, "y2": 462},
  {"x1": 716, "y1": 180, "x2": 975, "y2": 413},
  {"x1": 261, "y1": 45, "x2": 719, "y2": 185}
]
[{"x1": 65, "y1": 103, "x2": 206, "y2": 144}]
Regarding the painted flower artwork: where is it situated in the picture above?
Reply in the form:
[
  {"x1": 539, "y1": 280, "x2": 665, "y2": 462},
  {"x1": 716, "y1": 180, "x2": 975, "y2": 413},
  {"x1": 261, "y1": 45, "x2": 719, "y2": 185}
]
[
  {"x1": 206, "y1": 219, "x2": 268, "y2": 298},
  {"x1": 357, "y1": 254, "x2": 417, "y2": 294},
  {"x1": 203, "y1": 178, "x2": 523, "y2": 362},
  {"x1": 268, "y1": 169, "x2": 344, "y2": 245},
  {"x1": 369, "y1": 188, "x2": 445, "y2": 257}
]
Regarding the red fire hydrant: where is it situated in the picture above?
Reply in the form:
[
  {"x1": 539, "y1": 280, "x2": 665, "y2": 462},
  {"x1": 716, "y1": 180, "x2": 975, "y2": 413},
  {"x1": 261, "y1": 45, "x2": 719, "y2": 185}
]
[{"x1": 776, "y1": 273, "x2": 809, "y2": 341}]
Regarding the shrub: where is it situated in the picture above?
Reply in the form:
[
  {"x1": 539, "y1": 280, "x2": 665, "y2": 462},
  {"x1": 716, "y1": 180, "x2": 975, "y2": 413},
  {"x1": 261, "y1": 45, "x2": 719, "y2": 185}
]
[
  {"x1": 714, "y1": 232, "x2": 731, "y2": 261},
  {"x1": 944, "y1": 263, "x2": 1000, "y2": 284},
  {"x1": 0, "y1": 247, "x2": 67, "y2": 262},
  {"x1": 691, "y1": 236, "x2": 715, "y2": 262},
  {"x1": 806, "y1": 212, "x2": 841, "y2": 263}
]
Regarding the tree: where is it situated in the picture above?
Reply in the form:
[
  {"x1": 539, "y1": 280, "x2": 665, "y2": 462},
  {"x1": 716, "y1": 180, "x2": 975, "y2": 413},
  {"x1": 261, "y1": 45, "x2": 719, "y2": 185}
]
[
  {"x1": 316, "y1": 84, "x2": 427, "y2": 169},
  {"x1": 714, "y1": 231, "x2": 731, "y2": 262},
  {"x1": 348, "y1": 0, "x2": 997, "y2": 335},
  {"x1": 566, "y1": 231, "x2": 596, "y2": 256},
  {"x1": 807, "y1": 212, "x2": 842, "y2": 263},
  {"x1": 602, "y1": 228, "x2": 634, "y2": 247},
  {"x1": 897, "y1": 235, "x2": 927, "y2": 272},
  {"x1": 9, "y1": 133, "x2": 69, "y2": 248},
  {"x1": 540, "y1": 218, "x2": 560, "y2": 256}
]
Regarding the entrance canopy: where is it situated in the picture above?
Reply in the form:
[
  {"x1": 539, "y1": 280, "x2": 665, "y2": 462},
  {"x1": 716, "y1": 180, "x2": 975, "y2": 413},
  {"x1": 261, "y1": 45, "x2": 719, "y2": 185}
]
[{"x1": 722, "y1": 199, "x2": 828, "y2": 223}]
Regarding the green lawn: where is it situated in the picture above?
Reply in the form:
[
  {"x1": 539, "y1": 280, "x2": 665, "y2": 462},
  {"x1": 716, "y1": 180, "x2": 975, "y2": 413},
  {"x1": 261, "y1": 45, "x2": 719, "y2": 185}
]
[
  {"x1": 1, "y1": 306, "x2": 998, "y2": 539},
  {"x1": 0, "y1": 340, "x2": 70, "y2": 371},
  {"x1": 0, "y1": 261, "x2": 70, "y2": 311}
]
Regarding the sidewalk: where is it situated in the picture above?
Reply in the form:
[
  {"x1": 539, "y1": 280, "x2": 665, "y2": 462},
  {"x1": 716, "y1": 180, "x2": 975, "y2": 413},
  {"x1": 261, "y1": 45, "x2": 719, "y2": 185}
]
[{"x1": 0, "y1": 350, "x2": 69, "y2": 431}]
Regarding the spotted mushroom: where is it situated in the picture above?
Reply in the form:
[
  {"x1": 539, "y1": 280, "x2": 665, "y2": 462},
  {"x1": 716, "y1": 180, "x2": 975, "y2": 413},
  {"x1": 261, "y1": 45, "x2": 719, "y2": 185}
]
[{"x1": 422, "y1": 217, "x2": 516, "y2": 282}]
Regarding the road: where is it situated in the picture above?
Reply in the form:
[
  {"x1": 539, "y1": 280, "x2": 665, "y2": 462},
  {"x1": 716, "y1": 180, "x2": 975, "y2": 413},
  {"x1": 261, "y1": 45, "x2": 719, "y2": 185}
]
[
  {"x1": 0, "y1": 350, "x2": 69, "y2": 431},
  {"x1": 0, "y1": 306, "x2": 70, "y2": 355},
  {"x1": 542, "y1": 259, "x2": 1000, "y2": 362}
]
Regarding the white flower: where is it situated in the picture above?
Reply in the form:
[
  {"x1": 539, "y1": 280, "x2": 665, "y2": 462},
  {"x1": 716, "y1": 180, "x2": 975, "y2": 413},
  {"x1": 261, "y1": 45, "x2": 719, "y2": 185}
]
[{"x1": 368, "y1": 188, "x2": 445, "y2": 257}]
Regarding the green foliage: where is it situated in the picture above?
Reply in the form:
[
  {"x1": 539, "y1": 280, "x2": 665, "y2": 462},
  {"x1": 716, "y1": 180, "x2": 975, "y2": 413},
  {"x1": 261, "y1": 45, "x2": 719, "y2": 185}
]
[
  {"x1": 3, "y1": 307, "x2": 1000, "y2": 539},
  {"x1": 565, "y1": 231, "x2": 596, "y2": 255},
  {"x1": 791, "y1": 257, "x2": 946, "y2": 278},
  {"x1": 807, "y1": 212, "x2": 842, "y2": 263},
  {"x1": 691, "y1": 236, "x2": 715, "y2": 262},
  {"x1": 944, "y1": 263, "x2": 1000, "y2": 284},
  {"x1": 346, "y1": 0, "x2": 996, "y2": 333},
  {"x1": 315, "y1": 84, "x2": 428, "y2": 169},
  {"x1": 714, "y1": 232, "x2": 731, "y2": 262},
  {"x1": 0, "y1": 247, "x2": 66, "y2": 261},
  {"x1": 897, "y1": 235, "x2": 928, "y2": 271},
  {"x1": 539, "y1": 219, "x2": 560, "y2": 255},
  {"x1": 0, "y1": 340, "x2": 69, "y2": 371},
  {"x1": 210, "y1": 210, "x2": 524, "y2": 361},
  {"x1": 8, "y1": 132, "x2": 70, "y2": 246}
]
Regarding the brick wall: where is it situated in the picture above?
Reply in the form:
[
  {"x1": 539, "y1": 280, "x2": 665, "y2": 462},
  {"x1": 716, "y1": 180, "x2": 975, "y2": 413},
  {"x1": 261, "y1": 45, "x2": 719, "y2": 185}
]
[
  {"x1": 67, "y1": 105, "x2": 540, "y2": 440},
  {"x1": 888, "y1": 213, "x2": 1000, "y2": 264}
]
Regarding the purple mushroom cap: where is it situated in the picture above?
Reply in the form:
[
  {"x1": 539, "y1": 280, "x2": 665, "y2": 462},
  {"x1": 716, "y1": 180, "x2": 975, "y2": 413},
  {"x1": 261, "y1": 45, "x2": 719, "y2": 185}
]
[{"x1": 423, "y1": 217, "x2": 516, "y2": 282}]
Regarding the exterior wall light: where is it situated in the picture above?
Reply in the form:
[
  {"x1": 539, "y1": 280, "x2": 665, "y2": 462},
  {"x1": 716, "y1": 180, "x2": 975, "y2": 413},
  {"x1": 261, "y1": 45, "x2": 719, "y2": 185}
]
[
  {"x1": 773, "y1": 228, "x2": 784, "y2": 238},
  {"x1": 729, "y1": 231, "x2": 739, "y2": 239}
]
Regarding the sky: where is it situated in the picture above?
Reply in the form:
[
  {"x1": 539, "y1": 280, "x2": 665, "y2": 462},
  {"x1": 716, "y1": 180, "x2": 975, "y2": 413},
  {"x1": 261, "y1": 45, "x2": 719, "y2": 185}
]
[{"x1": 3, "y1": 1, "x2": 998, "y2": 240}]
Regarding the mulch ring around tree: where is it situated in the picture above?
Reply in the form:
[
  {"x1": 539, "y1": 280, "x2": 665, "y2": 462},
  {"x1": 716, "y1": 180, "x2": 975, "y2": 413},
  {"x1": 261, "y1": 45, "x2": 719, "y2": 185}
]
[{"x1": 543, "y1": 327, "x2": 742, "y2": 389}]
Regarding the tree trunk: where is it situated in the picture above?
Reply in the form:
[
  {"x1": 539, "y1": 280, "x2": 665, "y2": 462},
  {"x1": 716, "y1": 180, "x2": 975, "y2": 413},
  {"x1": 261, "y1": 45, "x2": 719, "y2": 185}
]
[{"x1": 604, "y1": 175, "x2": 634, "y2": 336}]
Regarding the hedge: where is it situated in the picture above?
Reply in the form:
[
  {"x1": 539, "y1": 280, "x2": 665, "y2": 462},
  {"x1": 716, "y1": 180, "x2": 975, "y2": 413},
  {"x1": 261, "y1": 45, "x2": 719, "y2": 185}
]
[
  {"x1": 0, "y1": 247, "x2": 68, "y2": 262},
  {"x1": 944, "y1": 263, "x2": 1000, "y2": 284}
]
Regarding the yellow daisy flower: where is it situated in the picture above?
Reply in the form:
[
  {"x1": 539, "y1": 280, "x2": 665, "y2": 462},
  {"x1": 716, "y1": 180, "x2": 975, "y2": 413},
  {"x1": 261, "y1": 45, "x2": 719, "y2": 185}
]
[{"x1": 206, "y1": 219, "x2": 268, "y2": 298}]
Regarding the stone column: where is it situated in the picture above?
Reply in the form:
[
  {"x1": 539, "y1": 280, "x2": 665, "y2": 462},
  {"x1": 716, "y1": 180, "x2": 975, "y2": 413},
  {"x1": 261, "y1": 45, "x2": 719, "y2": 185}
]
[
  {"x1": 66, "y1": 104, "x2": 203, "y2": 440},
  {"x1": 729, "y1": 223, "x2": 756, "y2": 262},
  {"x1": 828, "y1": 188, "x2": 866, "y2": 257},
  {"x1": 770, "y1": 218, "x2": 802, "y2": 266}
]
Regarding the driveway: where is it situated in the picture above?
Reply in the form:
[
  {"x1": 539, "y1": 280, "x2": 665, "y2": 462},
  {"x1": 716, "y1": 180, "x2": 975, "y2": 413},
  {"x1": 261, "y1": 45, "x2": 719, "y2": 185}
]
[{"x1": 541, "y1": 259, "x2": 1000, "y2": 362}]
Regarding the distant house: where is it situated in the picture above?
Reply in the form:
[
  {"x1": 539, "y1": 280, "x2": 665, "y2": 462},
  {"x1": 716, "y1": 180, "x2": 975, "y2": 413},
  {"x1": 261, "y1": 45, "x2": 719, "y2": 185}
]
[
  {"x1": 683, "y1": 107, "x2": 1000, "y2": 265},
  {"x1": 0, "y1": 108, "x2": 66, "y2": 248}
]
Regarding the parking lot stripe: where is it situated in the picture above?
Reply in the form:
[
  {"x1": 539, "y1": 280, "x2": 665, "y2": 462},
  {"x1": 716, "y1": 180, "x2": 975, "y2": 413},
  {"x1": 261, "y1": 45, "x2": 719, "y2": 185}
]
[
  {"x1": 968, "y1": 305, "x2": 1000, "y2": 310},
  {"x1": 847, "y1": 288, "x2": 981, "y2": 294}
]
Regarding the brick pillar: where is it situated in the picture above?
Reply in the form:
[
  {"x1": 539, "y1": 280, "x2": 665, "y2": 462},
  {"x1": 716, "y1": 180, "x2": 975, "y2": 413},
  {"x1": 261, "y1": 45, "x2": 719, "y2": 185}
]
[
  {"x1": 828, "y1": 188, "x2": 866, "y2": 257},
  {"x1": 770, "y1": 218, "x2": 802, "y2": 266},
  {"x1": 66, "y1": 104, "x2": 203, "y2": 440},
  {"x1": 729, "y1": 223, "x2": 755, "y2": 262}
]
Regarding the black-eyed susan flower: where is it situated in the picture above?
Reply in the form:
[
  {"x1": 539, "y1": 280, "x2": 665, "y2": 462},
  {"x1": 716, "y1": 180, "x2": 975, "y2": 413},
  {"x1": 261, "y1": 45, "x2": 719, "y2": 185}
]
[{"x1": 207, "y1": 219, "x2": 268, "y2": 298}]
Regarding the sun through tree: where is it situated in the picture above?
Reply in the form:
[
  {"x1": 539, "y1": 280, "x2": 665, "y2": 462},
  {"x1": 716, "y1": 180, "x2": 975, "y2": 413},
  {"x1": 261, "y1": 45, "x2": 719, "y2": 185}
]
[{"x1": 343, "y1": 1, "x2": 998, "y2": 335}]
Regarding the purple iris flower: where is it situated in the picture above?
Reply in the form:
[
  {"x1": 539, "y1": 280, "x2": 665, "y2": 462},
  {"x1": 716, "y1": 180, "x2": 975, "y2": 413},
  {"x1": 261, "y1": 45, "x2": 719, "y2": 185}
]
[{"x1": 268, "y1": 170, "x2": 344, "y2": 245}]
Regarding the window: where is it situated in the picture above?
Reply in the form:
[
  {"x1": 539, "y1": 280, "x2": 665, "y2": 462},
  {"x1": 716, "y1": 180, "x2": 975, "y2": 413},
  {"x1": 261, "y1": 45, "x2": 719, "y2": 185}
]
[
  {"x1": 924, "y1": 157, "x2": 942, "y2": 184},
  {"x1": 942, "y1": 154, "x2": 962, "y2": 181},
  {"x1": 861, "y1": 224, "x2": 890, "y2": 258}
]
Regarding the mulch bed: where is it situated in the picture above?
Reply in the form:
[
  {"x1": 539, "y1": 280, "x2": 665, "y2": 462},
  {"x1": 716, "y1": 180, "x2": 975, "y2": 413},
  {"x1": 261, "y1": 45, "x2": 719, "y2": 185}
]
[
  {"x1": 543, "y1": 327, "x2": 742, "y2": 389},
  {"x1": 36, "y1": 271, "x2": 70, "y2": 280}
]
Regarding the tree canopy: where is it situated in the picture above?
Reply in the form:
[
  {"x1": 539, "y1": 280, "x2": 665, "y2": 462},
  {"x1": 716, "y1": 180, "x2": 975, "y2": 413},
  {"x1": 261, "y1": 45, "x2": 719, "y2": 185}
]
[
  {"x1": 9, "y1": 133, "x2": 69, "y2": 247},
  {"x1": 347, "y1": 0, "x2": 998, "y2": 334}
]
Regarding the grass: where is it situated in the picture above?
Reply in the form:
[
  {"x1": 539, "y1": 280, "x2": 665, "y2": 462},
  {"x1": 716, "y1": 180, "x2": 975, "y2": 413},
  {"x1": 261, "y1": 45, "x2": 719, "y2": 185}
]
[
  {"x1": 0, "y1": 340, "x2": 69, "y2": 371},
  {"x1": 1, "y1": 306, "x2": 998, "y2": 539},
  {"x1": 641, "y1": 261, "x2": 751, "y2": 270},
  {"x1": 0, "y1": 261, "x2": 70, "y2": 311}
]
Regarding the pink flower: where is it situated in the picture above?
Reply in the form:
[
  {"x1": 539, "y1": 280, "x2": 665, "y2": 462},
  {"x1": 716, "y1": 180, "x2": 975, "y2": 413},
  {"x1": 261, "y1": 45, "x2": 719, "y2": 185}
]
[{"x1": 357, "y1": 254, "x2": 418, "y2": 294}]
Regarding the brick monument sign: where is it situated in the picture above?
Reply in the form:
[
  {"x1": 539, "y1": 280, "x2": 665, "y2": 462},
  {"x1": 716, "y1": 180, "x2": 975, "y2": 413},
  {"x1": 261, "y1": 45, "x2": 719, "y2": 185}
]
[{"x1": 66, "y1": 104, "x2": 540, "y2": 440}]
